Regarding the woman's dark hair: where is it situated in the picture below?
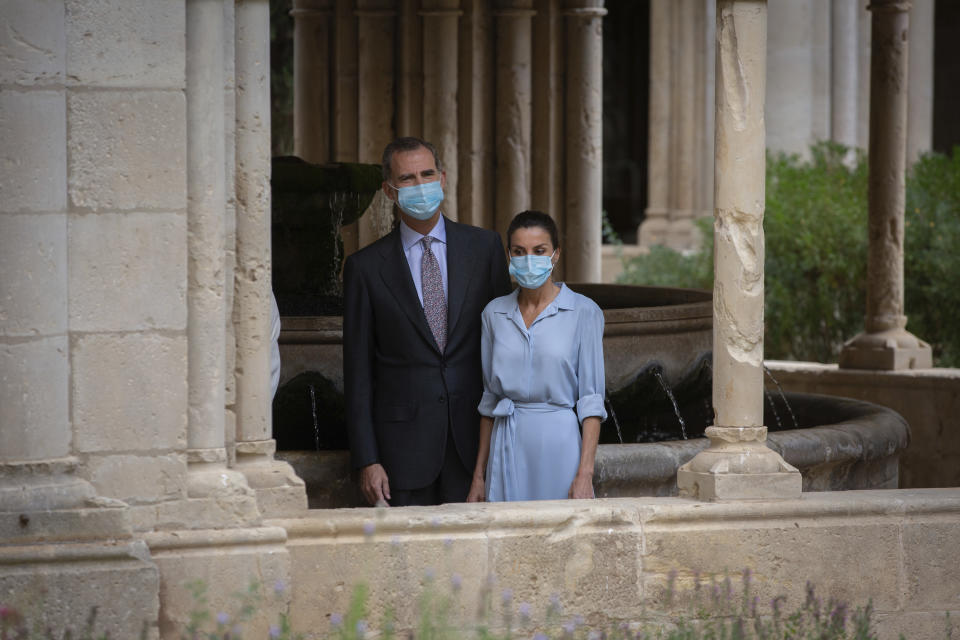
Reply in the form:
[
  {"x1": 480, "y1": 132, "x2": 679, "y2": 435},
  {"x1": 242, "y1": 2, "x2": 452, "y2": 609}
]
[{"x1": 506, "y1": 210, "x2": 560, "y2": 250}]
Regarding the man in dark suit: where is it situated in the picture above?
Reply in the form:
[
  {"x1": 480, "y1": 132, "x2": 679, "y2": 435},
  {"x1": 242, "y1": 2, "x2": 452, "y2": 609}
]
[{"x1": 343, "y1": 137, "x2": 511, "y2": 506}]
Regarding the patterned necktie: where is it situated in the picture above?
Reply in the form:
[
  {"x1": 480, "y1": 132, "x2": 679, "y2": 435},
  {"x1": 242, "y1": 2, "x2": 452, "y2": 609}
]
[{"x1": 420, "y1": 237, "x2": 447, "y2": 352}]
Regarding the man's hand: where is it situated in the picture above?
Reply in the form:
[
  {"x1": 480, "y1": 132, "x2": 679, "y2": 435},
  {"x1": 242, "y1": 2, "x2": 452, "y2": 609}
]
[
  {"x1": 465, "y1": 475, "x2": 485, "y2": 502},
  {"x1": 360, "y1": 463, "x2": 391, "y2": 506}
]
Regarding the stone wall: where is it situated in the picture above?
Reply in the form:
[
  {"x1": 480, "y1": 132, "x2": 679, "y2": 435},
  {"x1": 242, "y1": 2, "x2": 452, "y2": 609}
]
[{"x1": 273, "y1": 490, "x2": 960, "y2": 639}]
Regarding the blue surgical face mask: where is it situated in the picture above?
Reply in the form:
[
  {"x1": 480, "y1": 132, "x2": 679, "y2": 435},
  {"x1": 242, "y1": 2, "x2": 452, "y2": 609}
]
[
  {"x1": 509, "y1": 251, "x2": 556, "y2": 289},
  {"x1": 390, "y1": 180, "x2": 444, "y2": 220}
]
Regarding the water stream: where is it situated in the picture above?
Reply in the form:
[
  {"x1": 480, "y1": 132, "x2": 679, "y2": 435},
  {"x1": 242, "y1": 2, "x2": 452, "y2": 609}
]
[
  {"x1": 308, "y1": 383, "x2": 321, "y2": 451},
  {"x1": 764, "y1": 365, "x2": 799, "y2": 429},
  {"x1": 654, "y1": 370, "x2": 688, "y2": 440}
]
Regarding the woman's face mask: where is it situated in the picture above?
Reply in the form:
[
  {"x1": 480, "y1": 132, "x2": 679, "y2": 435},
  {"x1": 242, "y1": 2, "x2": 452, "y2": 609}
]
[{"x1": 509, "y1": 251, "x2": 557, "y2": 289}]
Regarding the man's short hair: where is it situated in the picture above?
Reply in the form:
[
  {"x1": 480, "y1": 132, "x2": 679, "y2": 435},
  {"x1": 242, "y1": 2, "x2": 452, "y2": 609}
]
[{"x1": 381, "y1": 137, "x2": 443, "y2": 181}]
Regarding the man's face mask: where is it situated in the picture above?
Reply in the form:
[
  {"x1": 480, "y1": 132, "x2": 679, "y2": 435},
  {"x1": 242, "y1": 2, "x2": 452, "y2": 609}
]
[{"x1": 391, "y1": 180, "x2": 444, "y2": 220}]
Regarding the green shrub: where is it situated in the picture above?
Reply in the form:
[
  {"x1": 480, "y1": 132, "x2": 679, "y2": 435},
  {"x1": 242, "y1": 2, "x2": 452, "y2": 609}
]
[{"x1": 617, "y1": 142, "x2": 960, "y2": 366}]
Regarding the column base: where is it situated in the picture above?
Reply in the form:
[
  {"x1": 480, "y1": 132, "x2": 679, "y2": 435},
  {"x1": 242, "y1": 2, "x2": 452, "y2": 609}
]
[
  {"x1": 677, "y1": 426, "x2": 802, "y2": 501},
  {"x1": 185, "y1": 451, "x2": 262, "y2": 528},
  {"x1": 235, "y1": 440, "x2": 308, "y2": 517},
  {"x1": 637, "y1": 208, "x2": 669, "y2": 247},
  {"x1": 839, "y1": 328, "x2": 933, "y2": 370}
]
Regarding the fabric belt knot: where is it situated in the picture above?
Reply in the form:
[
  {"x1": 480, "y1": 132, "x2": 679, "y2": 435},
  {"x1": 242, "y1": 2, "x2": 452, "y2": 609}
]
[
  {"x1": 486, "y1": 399, "x2": 569, "y2": 501},
  {"x1": 420, "y1": 236, "x2": 447, "y2": 352}
]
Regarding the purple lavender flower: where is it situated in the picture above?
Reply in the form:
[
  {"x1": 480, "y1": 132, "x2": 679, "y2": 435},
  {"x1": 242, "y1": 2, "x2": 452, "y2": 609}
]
[
  {"x1": 562, "y1": 621, "x2": 576, "y2": 637},
  {"x1": 518, "y1": 602, "x2": 531, "y2": 621},
  {"x1": 450, "y1": 574, "x2": 462, "y2": 591},
  {"x1": 330, "y1": 613, "x2": 343, "y2": 628},
  {"x1": 273, "y1": 579, "x2": 286, "y2": 595},
  {"x1": 424, "y1": 567, "x2": 436, "y2": 581},
  {"x1": 501, "y1": 588, "x2": 513, "y2": 605},
  {"x1": 362, "y1": 521, "x2": 375, "y2": 537},
  {"x1": 356, "y1": 619, "x2": 368, "y2": 637},
  {"x1": 216, "y1": 612, "x2": 230, "y2": 626},
  {"x1": 269, "y1": 624, "x2": 281, "y2": 639},
  {"x1": 444, "y1": 537, "x2": 453, "y2": 548},
  {"x1": 534, "y1": 634, "x2": 549, "y2": 640}
]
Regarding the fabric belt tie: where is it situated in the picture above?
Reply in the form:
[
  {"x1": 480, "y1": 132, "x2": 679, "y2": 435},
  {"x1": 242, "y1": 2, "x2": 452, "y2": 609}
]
[{"x1": 486, "y1": 398, "x2": 570, "y2": 502}]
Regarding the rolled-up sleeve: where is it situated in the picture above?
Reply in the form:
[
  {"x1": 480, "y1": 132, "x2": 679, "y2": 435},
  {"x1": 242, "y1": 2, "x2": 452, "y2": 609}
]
[
  {"x1": 477, "y1": 307, "x2": 500, "y2": 417},
  {"x1": 575, "y1": 303, "x2": 607, "y2": 423}
]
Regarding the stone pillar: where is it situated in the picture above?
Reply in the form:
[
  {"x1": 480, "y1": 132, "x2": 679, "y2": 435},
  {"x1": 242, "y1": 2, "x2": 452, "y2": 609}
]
[
  {"x1": 666, "y1": 0, "x2": 698, "y2": 250},
  {"x1": 831, "y1": 0, "x2": 859, "y2": 147},
  {"x1": 906, "y1": 0, "x2": 933, "y2": 165},
  {"x1": 494, "y1": 0, "x2": 534, "y2": 236},
  {"x1": 185, "y1": 0, "x2": 259, "y2": 514},
  {"x1": 639, "y1": 0, "x2": 670, "y2": 247},
  {"x1": 458, "y1": 0, "x2": 495, "y2": 230},
  {"x1": 678, "y1": 0, "x2": 801, "y2": 501},
  {"x1": 421, "y1": 1, "x2": 461, "y2": 220},
  {"x1": 292, "y1": 0, "x2": 334, "y2": 162},
  {"x1": 356, "y1": 0, "x2": 396, "y2": 247},
  {"x1": 531, "y1": 0, "x2": 564, "y2": 226},
  {"x1": 839, "y1": 0, "x2": 932, "y2": 370},
  {"x1": 334, "y1": 0, "x2": 361, "y2": 256},
  {"x1": 234, "y1": 0, "x2": 307, "y2": 516},
  {"x1": 563, "y1": 0, "x2": 605, "y2": 282},
  {"x1": 397, "y1": 0, "x2": 423, "y2": 137}
]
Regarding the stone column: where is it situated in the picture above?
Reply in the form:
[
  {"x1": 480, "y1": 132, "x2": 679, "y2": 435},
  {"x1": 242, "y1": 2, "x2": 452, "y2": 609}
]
[
  {"x1": 678, "y1": 0, "x2": 801, "y2": 501},
  {"x1": 292, "y1": 0, "x2": 334, "y2": 162},
  {"x1": 0, "y1": 1, "x2": 94, "y2": 517},
  {"x1": 234, "y1": 0, "x2": 307, "y2": 516},
  {"x1": 906, "y1": 0, "x2": 933, "y2": 165},
  {"x1": 563, "y1": 0, "x2": 605, "y2": 282},
  {"x1": 334, "y1": 0, "x2": 361, "y2": 256},
  {"x1": 356, "y1": 0, "x2": 396, "y2": 247},
  {"x1": 457, "y1": 0, "x2": 495, "y2": 230},
  {"x1": 831, "y1": 0, "x2": 859, "y2": 147},
  {"x1": 666, "y1": 0, "x2": 699, "y2": 250},
  {"x1": 494, "y1": 0, "x2": 534, "y2": 236},
  {"x1": 185, "y1": 0, "x2": 258, "y2": 513},
  {"x1": 639, "y1": 0, "x2": 670, "y2": 247},
  {"x1": 839, "y1": 0, "x2": 932, "y2": 370},
  {"x1": 421, "y1": 1, "x2": 461, "y2": 221},
  {"x1": 397, "y1": 0, "x2": 423, "y2": 137}
]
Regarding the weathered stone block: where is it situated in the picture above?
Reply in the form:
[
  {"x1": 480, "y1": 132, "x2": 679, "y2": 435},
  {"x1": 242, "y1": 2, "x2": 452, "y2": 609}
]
[
  {"x1": 0, "y1": 0, "x2": 65, "y2": 86},
  {"x1": 0, "y1": 214, "x2": 67, "y2": 337},
  {"x1": 68, "y1": 212, "x2": 186, "y2": 332},
  {"x1": 72, "y1": 332, "x2": 187, "y2": 452},
  {"x1": 642, "y1": 517, "x2": 902, "y2": 611},
  {"x1": 0, "y1": 540, "x2": 159, "y2": 639},
  {"x1": 901, "y1": 520, "x2": 960, "y2": 610},
  {"x1": 67, "y1": 91, "x2": 186, "y2": 211},
  {"x1": 0, "y1": 90, "x2": 66, "y2": 212},
  {"x1": 0, "y1": 336, "x2": 69, "y2": 460},
  {"x1": 84, "y1": 453, "x2": 187, "y2": 504},
  {"x1": 64, "y1": 0, "x2": 184, "y2": 88}
]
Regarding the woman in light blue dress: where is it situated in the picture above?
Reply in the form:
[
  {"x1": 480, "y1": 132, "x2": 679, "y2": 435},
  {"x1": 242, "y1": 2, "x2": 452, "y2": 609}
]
[{"x1": 466, "y1": 211, "x2": 607, "y2": 502}]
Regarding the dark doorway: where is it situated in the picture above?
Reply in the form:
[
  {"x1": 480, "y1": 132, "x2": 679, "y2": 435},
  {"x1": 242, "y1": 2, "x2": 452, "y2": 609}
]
[
  {"x1": 602, "y1": 0, "x2": 650, "y2": 245},
  {"x1": 933, "y1": 0, "x2": 960, "y2": 154}
]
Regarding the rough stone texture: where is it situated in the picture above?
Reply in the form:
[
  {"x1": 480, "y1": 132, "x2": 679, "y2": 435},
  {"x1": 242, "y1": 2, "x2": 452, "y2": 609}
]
[
  {"x1": 72, "y1": 332, "x2": 187, "y2": 453},
  {"x1": 0, "y1": 540, "x2": 159, "y2": 639},
  {"x1": 83, "y1": 453, "x2": 187, "y2": 505},
  {"x1": 68, "y1": 212, "x2": 187, "y2": 332},
  {"x1": 277, "y1": 490, "x2": 960, "y2": 639},
  {"x1": 0, "y1": 336, "x2": 69, "y2": 461},
  {"x1": 765, "y1": 361, "x2": 960, "y2": 489},
  {"x1": 64, "y1": 0, "x2": 184, "y2": 88},
  {"x1": 0, "y1": 214, "x2": 67, "y2": 337},
  {"x1": 0, "y1": 90, "x2": 67, "y2": 213},
  {"x1": 145, "y1": 527, "x2": 290, "y2": 640},
  {"x1": 67, "y1": 90, "x2": 186, "y2": 211},
  {"x1": 0, "y1": 0, "x2": 65, "y2": 86}
]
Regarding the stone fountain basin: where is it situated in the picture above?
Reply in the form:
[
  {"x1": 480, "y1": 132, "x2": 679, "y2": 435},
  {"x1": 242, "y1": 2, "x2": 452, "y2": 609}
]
[{"x1": 277, "y1": 392, "x2": 910, "y2": 508}]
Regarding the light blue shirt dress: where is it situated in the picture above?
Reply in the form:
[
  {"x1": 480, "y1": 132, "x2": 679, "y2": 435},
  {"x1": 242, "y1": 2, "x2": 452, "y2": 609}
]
[{"x1": 478, "y1": 283, "x2": 607, "y2": 501}]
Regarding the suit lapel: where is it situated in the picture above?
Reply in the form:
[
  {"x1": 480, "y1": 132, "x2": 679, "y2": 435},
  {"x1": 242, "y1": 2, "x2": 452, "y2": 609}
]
[
  {"x1": 444, "y1": 218, "x2": 477, "y2": 341},
  {"x1": 377, "y1": 228, "x2": 440, "y2": 352}
]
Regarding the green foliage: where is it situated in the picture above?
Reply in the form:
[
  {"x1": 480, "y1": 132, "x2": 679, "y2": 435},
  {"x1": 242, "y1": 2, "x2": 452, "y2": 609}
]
[
  {"x1": 617, "y1": 142, "x2": 960, "y2": 365},
  {"x1": 617, "y1": 217, "x2": 714, "y2": 290},
  {"x1": 763, "y1": 142, "x2": 869, "y2": 363},
  {"x1": 905, "y1": 147, "x2": 960, "y2": 367}
]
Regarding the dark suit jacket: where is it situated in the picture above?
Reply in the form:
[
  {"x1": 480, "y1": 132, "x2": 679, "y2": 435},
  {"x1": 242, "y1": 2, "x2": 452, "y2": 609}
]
[{"x1": 343, "y1": 217, "x2": 511, "y2": 491}]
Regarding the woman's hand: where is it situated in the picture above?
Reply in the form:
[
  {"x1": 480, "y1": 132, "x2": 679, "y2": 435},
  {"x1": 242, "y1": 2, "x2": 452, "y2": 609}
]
[
  {"x1": 568, "y1": 470, "x2": 595, "y2": 500},
  {"x1": 466, "y1": 475, "x2": 486, "y2": 502}
]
